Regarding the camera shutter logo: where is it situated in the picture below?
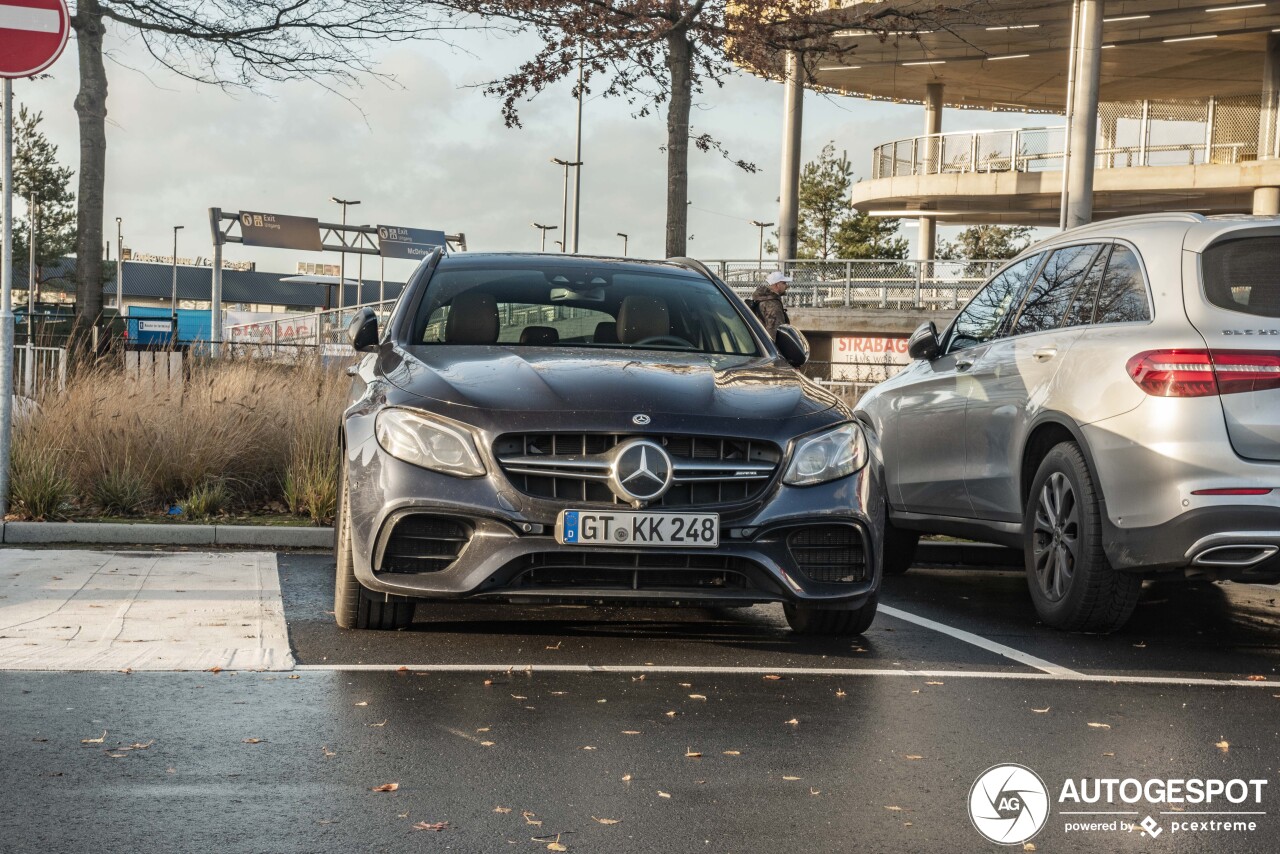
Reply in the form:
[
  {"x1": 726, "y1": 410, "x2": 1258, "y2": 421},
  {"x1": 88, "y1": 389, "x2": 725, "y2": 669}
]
[{"x1": 968, "y1": 764, "x2": 1050, "y2": 845}]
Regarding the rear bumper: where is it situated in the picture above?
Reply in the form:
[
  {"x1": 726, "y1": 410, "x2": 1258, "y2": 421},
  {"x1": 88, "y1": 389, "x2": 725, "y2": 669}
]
[{"x1": 1104, "y1": 505, "x2": 1280, "y2": 580}]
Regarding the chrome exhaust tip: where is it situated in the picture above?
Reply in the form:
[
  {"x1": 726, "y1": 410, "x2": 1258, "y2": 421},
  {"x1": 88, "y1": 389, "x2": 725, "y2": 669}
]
[{"x1": 1191, "y1": 544, "x2": 1279, "y2": 568}]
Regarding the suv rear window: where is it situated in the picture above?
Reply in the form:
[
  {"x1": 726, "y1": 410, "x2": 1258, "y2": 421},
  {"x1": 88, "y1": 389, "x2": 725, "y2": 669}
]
[{"x1": 1203, "y1": 236, "x2": 1280, "y2": 318}]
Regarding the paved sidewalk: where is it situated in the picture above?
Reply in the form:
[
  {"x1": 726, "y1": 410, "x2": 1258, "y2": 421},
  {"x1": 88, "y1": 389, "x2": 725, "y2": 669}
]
[{"x1": 0, "y1": 550, "x2": 294, "y2": 671}]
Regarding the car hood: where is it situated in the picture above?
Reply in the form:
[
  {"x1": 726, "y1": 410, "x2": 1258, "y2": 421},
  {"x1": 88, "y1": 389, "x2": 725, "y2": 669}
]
[{"x1": 379, "y1": 345, "x2": 839, "y2": 422}]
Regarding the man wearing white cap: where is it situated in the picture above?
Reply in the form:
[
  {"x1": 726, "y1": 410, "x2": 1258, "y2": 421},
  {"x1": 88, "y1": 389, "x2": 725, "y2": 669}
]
[{"x1": 751, "y1": 271, "x2": 792, "y2": 337}]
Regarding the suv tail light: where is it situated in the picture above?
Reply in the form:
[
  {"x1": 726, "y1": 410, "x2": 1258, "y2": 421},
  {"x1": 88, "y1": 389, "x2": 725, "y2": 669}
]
[{"x1": 1127, "y1": 350, "x2": 1280, "y2": 397}]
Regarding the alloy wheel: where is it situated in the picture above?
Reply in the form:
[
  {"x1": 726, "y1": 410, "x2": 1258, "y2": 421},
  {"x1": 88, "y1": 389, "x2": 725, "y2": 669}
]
[{"x1": 1031, "y1": 472, "x2": 1079, "y2": 603}]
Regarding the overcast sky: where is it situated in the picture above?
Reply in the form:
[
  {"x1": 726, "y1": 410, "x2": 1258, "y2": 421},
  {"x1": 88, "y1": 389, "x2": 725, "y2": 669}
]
[{"x1": 20, "y1": 24, "x2": 1041, "y2": 279}]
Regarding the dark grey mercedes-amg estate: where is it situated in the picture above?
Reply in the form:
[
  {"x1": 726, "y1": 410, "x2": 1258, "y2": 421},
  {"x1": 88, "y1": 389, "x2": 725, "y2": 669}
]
[{"x1": 335, "y1": 252, "x2": 884, "y2": 635}]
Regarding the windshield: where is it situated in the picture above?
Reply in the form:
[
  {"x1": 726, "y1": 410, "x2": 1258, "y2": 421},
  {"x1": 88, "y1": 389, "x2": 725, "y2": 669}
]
[{"x1": 409, "y1": 264, "x2": 760, "y2": 356}]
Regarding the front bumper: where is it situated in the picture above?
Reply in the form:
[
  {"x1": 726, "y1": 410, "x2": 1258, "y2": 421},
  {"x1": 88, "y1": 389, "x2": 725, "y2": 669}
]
[{"x1": 345, "y1": 442, "x2": 883, "y2": 607}]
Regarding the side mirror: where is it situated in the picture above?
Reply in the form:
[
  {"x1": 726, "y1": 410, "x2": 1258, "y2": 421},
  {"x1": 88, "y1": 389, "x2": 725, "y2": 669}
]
[
  {"x1": 775, "y1": 324, "x2": 810, "y2": 368},
  {"x1": 907, "y1": 321, "x2": 939, "y2": 361},
  {"x1": 348, "y1": 307, "x2": 379, "y2": 352}
]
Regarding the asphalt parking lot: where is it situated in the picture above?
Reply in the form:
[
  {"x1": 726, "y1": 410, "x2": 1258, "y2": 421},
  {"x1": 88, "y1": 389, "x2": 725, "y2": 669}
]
[{"x1": 4, "y1": 549, "x2": 1280, "y2": 853}]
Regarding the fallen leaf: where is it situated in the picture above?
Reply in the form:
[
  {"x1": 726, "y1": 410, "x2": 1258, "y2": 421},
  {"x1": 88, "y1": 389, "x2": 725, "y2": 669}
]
[
  {"x1": 810, "y1": 788, "x2": 821, "y2": 796},
  {"x1": 622, "y1": 730, "x2": 641, "y2": 735},
  {"x1": 1023, "y1": 844, "x2": 1037, "y2": 852},
  {"x1": 395, "y1": 666, "x2": 409, "y2": 673},
  {"x1": 242, "y1": 738, "x2": 264, "y2": 744},
  {"x1": 685, "y1": 748, "x2": 702, "y2": 758},
  {"x1": 657, "y1": 791, "x2": 671, "y2": 799},
  {"x1": 511, "y1": 695, "x2": 527, "y2": 700},
  {"x1": 522, "y1": 811, "x2": 541, "y2": 826},
  {"x1": 483, "y1": 679, "x2": 493, "y2": 686},
  {"x1": 117, "y1": 668, "x2": 132, "y2": 674},
  {"x1": 368, "y1": 720, "x2": 387, "y2": 728},
  {"x1": 621, "y1": 774, "x2": 632, "y2": 782},
  {"x1": 1133, "y1": 642, "x2": 1147, "y2": 649},
  {"x1": 904, "y1": 755, "x2": 923, "y2": 761},
  {"x1": 481, "y1": 741, "x2": 495, "y2": 747},
  {"x1": 550, "y1": 691, "x2": 567, "y2": 696},
  {"x1": 125, "y1": 741, "x2": 154, "y2": 751},
  {"x1": 885, "y1": 805, "x2": 905, "y2": 812},
  {"x1": 546, "y1": 642, "x2": 562, "y2": 650},
  {"x1": 924, "y1": 681, "x2": 944, "y2": 686},
  {"x1": 665, "y1": 711, "x2": 677, "y2": 718},
  {"x1": 593, "y1": 817, "x2": 621, "y2": 825},
  {"x1": 476, "y1": 727, "x2": 490, "y2": 733},
  {"x1": 786, "y1": 718, "x2": 799, "y2": 726},
  {"x1": 494, "y1": 807, "x2": 512, "y2": 814},
  {"x1": 1032, "y1": 707, "x2": 1051, "y2": 714},
  {"x1": 288, "y1": 674, "x2": 300, "y2": 680},
  {"x1": 412, "y1": 821, "x2": 447, "y2": 832},
  {"x1": 783, "y1": 776, "x2": 801, "y2": 781},
  {"x1": 689, "y1": 694, "x2": 707, "y2": 701},
  {"x1": 398, "y1": 812, "x2": 409, "y2": 819},
  {"x1": 763, "y1": 675, "x2": 782, "y2": 681},
  {"x1": 206, "y1": 666, "x2": 223, "y2": 674},
  {"x1": 371, "y1": 783, "x2": 400, "y2": 793},
  {"x1": 1087, "y1": 722, "x2": 1111, "y2": 729},
  {"x1": 106, "y1": 752, "x2": 128, "y2": 758},
  {"x1": 835, "y1": 689, "x2": 847, "y2": 698},
  {"x1": 582, "y1": 746, "x2": 597, "y2": 750},
  {"x1": 1246, "y1": 675, "x2": 1267, "y2": 682},
  {"x1": 354, "y1": 701, "x2": 368, "y2": 707},
  {"x1": 1216, "y1": 740, "x2": 1230, "y2": 753},
  {"x1": 81, "y1": 731, "x2": 107, "y2": 745},
  {"x1": 547, "y1": 842, "x2": 568, "y2": 852},
  {"x1": 322, "y1": 747, "x2": 336, "y2": 758},
  {"x1": 723, "y1": 750, "x2": 741, "y2": 756},
  {"x1": 597, "y1": 699, "x2": 607, "y2": 704},
  {"x1": 631, "y1": 675, "x2": 646, "y2": 682},
  {"x1": 679, "y1": 682, "x2": 692, "y2": 688}
]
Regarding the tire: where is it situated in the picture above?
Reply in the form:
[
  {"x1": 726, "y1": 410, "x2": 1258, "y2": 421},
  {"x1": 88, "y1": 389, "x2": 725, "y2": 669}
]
[
  {"x1": 784, "y1": 594, "x2": 878, "y2": 636},
  {"x1": 881, "y1": 516, "x2": 920, "y2": 577},
  {"x1": 333, "y1": 467, "x2": 415, "y2": 631},
  {"x1": 1023, "y1": 442, "x2": 1141, "y2": 633}
]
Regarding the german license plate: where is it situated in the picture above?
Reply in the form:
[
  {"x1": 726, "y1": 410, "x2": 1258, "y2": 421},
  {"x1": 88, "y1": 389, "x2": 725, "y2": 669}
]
[{"x1": 556, "y1": 510, "x2": 720, "y2": 548}]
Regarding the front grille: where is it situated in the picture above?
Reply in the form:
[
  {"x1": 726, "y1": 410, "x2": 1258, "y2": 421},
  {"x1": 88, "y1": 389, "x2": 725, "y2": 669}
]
[
  {"x1": 787, "y1": 526, "x2": 868, "y2": 584},
  {"x1": 495, "y1": 433, "x2": 781, "y2": 508},
  {"x1": 513, "y1": 551, "x2": 755, "y2": 591},
  {"x1": 380, "y1": 515, "x2": 470, "y2": 573}
]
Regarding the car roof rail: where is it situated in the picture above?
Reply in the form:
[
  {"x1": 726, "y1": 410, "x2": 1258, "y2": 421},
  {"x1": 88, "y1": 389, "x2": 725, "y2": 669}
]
[
  {"x1": 666, "y1": 256, "x2": 723, "y2": 283},
  {"x1": 1061, "y1": 211, "x2": 1206, "y2": 239}
]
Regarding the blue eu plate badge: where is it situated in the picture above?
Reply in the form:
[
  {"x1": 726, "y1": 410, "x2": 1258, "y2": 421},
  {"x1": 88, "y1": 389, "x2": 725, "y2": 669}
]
[{"x1": 562, "y1": 510, "x2": 579, "y2": 543}]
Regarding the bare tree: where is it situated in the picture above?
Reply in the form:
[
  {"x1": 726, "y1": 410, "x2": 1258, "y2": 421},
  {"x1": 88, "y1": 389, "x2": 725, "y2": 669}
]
[
  {"x1": 441, "y1": 0, "x2": 962, "y2": 257},
  {"x1": 67, "y1": 0, "x2": 464, "y2": 341}
]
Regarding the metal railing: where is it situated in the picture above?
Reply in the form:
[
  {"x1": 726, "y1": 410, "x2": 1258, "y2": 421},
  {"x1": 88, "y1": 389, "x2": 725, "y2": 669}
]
[
  {"x1": 873, "y1": 94, "x2": 1276, "y2": 179},
  {"x1": 705, "y1": 258, "x2": 1003, "y2": 310},
  {"x1": 13, "y1": 345, "x2": 67, "y2": 398}
]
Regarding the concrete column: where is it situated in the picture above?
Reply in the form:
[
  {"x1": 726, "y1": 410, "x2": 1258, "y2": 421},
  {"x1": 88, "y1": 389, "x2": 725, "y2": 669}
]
[
  {"x1": 919, "y1": 83, "x2": 944, "y2": 261},
  {"x1": 1259, "y1": 33, "x2": 1280, "y2": 160},
  {"x1": 777, "y1": 51, "x2": 805, "y2": 262},
  {"x1": 1253, "y1": 187, "x2": 1280, "y2": 215},
  {"x1": 1065, "y1": 0, "x2": 1103, "y2": 228}
]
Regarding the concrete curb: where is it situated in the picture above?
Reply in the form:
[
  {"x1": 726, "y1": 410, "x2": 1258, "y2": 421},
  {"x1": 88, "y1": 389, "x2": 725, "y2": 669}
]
[{"x1": 1, "y1": 522, "x2": 332, "y2": 549}]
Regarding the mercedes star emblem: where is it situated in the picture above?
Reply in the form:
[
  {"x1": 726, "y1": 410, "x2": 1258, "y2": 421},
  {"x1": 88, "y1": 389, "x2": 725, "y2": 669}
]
[
  {"x1": 608, "y1": 440, "x2": 673, "y2": 505},
  {"x1": 632, "y1": 414, "x2": 651, "y2": 425}
]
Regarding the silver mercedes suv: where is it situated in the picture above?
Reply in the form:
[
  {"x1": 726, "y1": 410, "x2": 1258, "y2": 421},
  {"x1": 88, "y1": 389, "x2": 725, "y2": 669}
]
[{"x1": 859, "y1": 212, "x2": 1280, "y2": 632}]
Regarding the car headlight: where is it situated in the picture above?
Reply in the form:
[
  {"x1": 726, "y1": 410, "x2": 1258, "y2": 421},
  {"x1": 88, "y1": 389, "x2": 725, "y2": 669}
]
[
  {"x1": 783, "y1": 423, "x2": 867, "y2": 486},
  {"x1": 374, "y1": 408, "x2": 486, "y2": 477}
]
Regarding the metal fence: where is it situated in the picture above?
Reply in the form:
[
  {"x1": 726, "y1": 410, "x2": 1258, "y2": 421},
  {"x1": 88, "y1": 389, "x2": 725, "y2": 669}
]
[
  {"x1": 873, "y1": 95, "x2": 1273, "y2": 179},
  {"x1": 706, "y1": 258, "x2": 1003, "y2": 310},
  {"x1": 13, "y1": 345, "x2": 67, "y2": 399}
]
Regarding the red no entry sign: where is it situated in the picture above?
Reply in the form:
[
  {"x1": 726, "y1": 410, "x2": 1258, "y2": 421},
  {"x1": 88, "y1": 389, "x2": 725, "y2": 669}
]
[{"x1": 0, "y1": 0, "x2": 70, "y2": 78}]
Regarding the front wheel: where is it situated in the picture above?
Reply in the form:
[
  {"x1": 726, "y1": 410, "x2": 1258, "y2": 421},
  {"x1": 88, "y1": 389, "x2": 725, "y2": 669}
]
[
  {"x1": 784, "y1": 595, "x2": 878, "y2": 636},
  {"x1": 333, "y1": 470, "x2": 415, "y2": 631},
  {"x1": 1023, "y1": 443, "x2": 1140, "y2": 633}
]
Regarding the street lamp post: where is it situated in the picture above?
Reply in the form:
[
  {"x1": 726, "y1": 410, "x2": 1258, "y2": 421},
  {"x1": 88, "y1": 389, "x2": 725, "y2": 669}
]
[
  {"x1": 330, "y1": 197, "x2": 360, "y2": 312},
  {"x1": 115, "y1": 217, "x2": 123, "y2": 317},
  {"x1": 551, "y1": 158, "x2": 581, "y2": 253},
  {"x1": 356, "y1": 225, "x2": 368, "y2": 306},
  {"x1": 171, "y1": 225, "x2": 184, "y2": 338},
  {"x1": 616, "y1": 232, "x2": 628, "y2": 257},
  {"x1": 25, "y1": 194, "x2": 35, "y2": 396},
  {"x1": 749, "y1": 220, "x2": 774, "y2": 270},
  {"x1": 572, "y1": 41, "x2": 584, "y2": 253},
  {"x1": 532, "y1": 222, "x2": 558, "y2": 252}
]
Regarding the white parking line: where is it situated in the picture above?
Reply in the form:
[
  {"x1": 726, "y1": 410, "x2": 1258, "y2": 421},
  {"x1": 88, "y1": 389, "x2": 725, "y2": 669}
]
[
  {"x1": 291, "y1": 662, "x2": 1273, "y2": 688},
  {"x1": 877, "y1": 604, "x2": 1081, "y2": 677}
]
